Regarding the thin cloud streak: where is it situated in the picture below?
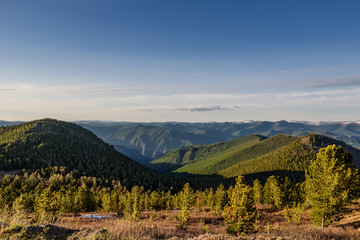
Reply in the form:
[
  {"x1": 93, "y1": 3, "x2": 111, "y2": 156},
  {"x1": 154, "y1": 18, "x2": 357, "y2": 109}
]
[
  {"x1": 175, "y1": 105, "x2": 253, "y2": 112},
  {"x1": 298, "y1": 75, "x2": 360, "y2": 89},
  {"x1": 1, "y1": 81, "x2": 360, "y2": 122}
]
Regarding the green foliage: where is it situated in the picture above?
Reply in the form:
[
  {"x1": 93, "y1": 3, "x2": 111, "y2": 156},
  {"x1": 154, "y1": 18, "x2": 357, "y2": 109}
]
[
  {"x1": 199, "y1": 218, "x2": 210, "y2": 234},
  {"x1": 152, "y1": 134, "x2": 267, "y2": 174},
  {"x1": 101, "y1": 192, "x2": 112, "y2": 212},
  {"x1": 252, "y1": 179, "x2": 263, "y2": 204},
  {"x1": 122, "y1": 186, "x2": 144, "y2": 221},
  {"x1": 34, "y1": 187, "x2": 60, "y2": 222},
  {"x1": 176, "y1": 183, "x2": 194, "y2": 230},
  {"x1": 0, "y1": 119, "x2": 182, "y2": 190},
  {"x1": 306, "y1": 145, "x2": 360, "y2": 227},
  {"x1": 223, "y1": 176, "x2": 259, "y2": 236},
  {"x1": 220, "y1": 133, "x2": 360, "y2": 183},
  {"x1": 291, "y1": 182, "x2": 306, "y2": 204},
  {"x1": 213, "y1": 184, "x2": 228, "y2": 215},
  {"x1": 60, "y1": 190, "x2": 79, "y2": 216},
  {"x1": 263, "y1": 176, "x2": 285, "y2": 210},
  {"x1": 75, "y1": 186, "x2": 96, "y2": 212},
  {"x1": 12, "y1": 194, "x2": 31, "y2": 216},
  {"x1": 283, "y1": 203, "x2": 303, "y2": 223},
  {"x1": 157, "y1": 134, "x2": 297, "y2": 177}
]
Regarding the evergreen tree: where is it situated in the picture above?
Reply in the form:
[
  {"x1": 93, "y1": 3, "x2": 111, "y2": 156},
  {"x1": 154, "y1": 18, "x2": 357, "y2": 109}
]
[
  {"x1": 292, "y1": 182, "x2": 305, "y2": 204},
  {"x1": 149, "y1": 190, "x2": 161, "y2": 210},
  {"x1": 282, "y1": 177, "x2": 292, "y2": 203},
  {"x1": 207, "y1": 187, "x2": 215, "y2": 210},
  {"x1": 75, "y1": 186, "x2": 96, "y2": 212},
  {"x1": 306, "y1": 145, "x2": 360, "y2": 228},
  {"x1": 60, "y1": 190, "x2": 79, "y2": 216},
  {"x1": 252, "y1": 179, "x2": 263, "y2": 204},
  {"x1": 214, "y1": 184, "x2": 228, "y2": 215},
  {"x1": 34, "y1": 187, "x2": 60, "y2": 222},
  {"x1": 263, "y1": 175, "x2": 284, "y2": 209},
  {"x1": 130, "y1": 186, "x2": 143, "y2": 221},
  {"x1": 223, "y1": 176, "x2": 259, "y2": 236},
  {"x1": 176, "y1": 183, "x2": 194, "y2": 230},
  {"x1": 101, "y1": 192, "x2": 112, "y2": 212}
]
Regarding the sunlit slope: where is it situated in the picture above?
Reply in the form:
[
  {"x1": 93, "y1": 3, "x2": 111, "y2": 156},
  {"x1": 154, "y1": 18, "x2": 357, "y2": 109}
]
[
  {"x1": 0, "y1": 119, "x2": 179, "y2": 189},
  {"x1": 78, "y1": 121, "x2": 360, "y2": 163},
  {"x1": 219, "y1": 133, "x2": 360, "y2": 179},
  {"x1": 149, "y1": 134, "x2": 265, "y2": 173},
  {"x1": 150, "y1": 134, "x2": 298, "y2": 175},
  {"x1": 172, "y1": 134, "x2": 298, "y2": 175}
]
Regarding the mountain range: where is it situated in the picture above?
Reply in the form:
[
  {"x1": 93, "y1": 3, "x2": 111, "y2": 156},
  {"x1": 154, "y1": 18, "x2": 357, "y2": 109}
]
[
  {"x1": 75, "y1": 120, "x2": 360, "y2": 163},
  {"x1": 1, "y1": 119, "x2": 359, "y2": 187},
  {"x1": 0, "y1": 119, "x2": 181, "y2": 190},
  {"x1": 150, "y1": 133, "x2": 360, "y2": 183}
]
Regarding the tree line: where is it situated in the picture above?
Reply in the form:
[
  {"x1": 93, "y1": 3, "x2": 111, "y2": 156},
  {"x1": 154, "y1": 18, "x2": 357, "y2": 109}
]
[{"x1": 0, "y1": 145, "x2": 359, "y2": 236}]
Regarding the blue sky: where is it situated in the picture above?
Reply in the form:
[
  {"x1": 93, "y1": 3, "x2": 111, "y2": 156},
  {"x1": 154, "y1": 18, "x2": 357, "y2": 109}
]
[{"x1": 1, "y1": 1, "x2": 360, "y2": 122}]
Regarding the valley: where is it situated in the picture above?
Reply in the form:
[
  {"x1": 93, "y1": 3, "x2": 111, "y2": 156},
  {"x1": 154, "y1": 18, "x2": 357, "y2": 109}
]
[{"x1": 0, "y1": 119, "x2": 360, "y2": 239}]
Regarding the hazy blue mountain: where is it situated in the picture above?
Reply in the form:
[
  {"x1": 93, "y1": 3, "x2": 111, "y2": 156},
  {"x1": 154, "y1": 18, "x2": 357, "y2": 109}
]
[
  {"x1": 0, "y1": 121, "x2": 24, "y2": 126},
  {"x1": 4, "y1": 120, "x2": 360, "y2": 164},
  {"x1": 77, "y1": 120, "x2": 360, "y2": 163}
]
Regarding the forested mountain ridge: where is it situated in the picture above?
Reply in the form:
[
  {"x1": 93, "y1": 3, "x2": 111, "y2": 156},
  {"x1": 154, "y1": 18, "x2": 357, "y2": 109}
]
[
  {"x1": 75, "y1": 120, "x2": 360, "y2": 163},
  {"x1": 170, "y1": 134, "x2": 299, "y2": 176},
  {"x1": 149, "y1": 134, "x2": 265, "y2": 173},
  {"x1": 219, "y1": 133, "x2": 360, "y2": 182},
  {"x1": 149, "y1": 132, "x2": 360, "y2": 184},
  {"x1": 0, "y1": 119, "x2": 181, "y2": 190},
  {"x1": 149, "y1": 134, "x2": 297, "y2": 174},
  {"x1": 78, "y1": 123, "x2": 195, "y2": 162}
]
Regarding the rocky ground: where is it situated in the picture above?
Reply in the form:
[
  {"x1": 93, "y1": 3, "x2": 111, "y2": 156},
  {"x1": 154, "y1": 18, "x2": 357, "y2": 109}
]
[{"x1": 0, "y1": 223, "x2": 109, "y2": 240}]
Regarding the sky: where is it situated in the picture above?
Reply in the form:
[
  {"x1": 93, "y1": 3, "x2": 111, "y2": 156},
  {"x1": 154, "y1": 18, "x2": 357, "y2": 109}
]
[{"x1": 1, "y1": 0, "x2": 360, "y2": 122}]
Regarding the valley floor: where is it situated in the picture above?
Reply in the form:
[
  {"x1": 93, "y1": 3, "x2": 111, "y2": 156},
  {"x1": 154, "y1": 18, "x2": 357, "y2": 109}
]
[{"x1": 1, "y1": 204, "x2": 360, "y2": 240}]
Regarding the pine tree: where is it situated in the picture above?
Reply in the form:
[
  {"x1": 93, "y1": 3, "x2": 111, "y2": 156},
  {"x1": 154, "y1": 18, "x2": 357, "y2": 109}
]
[
  {"x1": 102, "y1": 192, "x2": 112, "y2": 212},
  {"x1": 223, "y1": 176, "x2": 259, "y2": 236},
  {"x1": 130, "y1": 186, "x2": 142, "y2": 221},
  {"x1": 176, "y1": 183, "x2": 194, "y2": 230},
  {"x1": 207, "y1": 187, "x2": 215, "y2": 210},
  {"x1": 252, "y1": 179, "x2": 263, "y2": 204},
  {"x1": 34, "y1": 187, "x2": 60, "y2": 222},
  {"x1": 61, "y1": 190, "x2": 79, "y2": 216},
  {"x1": 149, "y1": 190, "x2": 161, "y2": 210},
  {"x1": 282, "y1": 177, "x2": 292, "y2": 203},
  {"x1": 214, "y1": 184, "x2": 228, "y2": 215},
  {"x1": 263, "y1": 175, "x2": 284, "y2": 209},
  {"x1": 306, "y1": 145, "x2": 360, "y2": 228},
  {"x1": 75, "y1": 186, "x2": 96, "y2": 212}
]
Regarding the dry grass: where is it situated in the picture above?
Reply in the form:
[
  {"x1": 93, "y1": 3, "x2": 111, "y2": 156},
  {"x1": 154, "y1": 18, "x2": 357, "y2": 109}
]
[
  {"x1": 1, "y1": 206, "x2": 360, "y2": 239},
  {"x1": 0, "y1": 207, "x2": 30, "y2": 229}
]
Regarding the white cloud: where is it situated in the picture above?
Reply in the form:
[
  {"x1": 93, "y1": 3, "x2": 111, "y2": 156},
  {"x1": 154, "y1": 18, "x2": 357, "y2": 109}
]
[{"x1": 1, "y1": 82, "x2": 360, "y2": 122}]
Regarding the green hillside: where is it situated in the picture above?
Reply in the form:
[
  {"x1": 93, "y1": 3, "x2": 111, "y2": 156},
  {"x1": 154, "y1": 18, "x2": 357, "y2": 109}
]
[
  {"x1": 0, "y1": 119, "x2": 180, "y2": 190},
  {"x1": 219, "y1": 133, "x2": 360, "y2": 182},
  {"x1": 149, "y1": 134, "x2": 264, "y2": 173},
  {"x1": 77, "y1": 120, "x2": 360, "y2": 163},
  {"x1": 173, "y1": 134, "x2": 298, "y2": 175},
  {"x1": 150, "y1": 134, "x2": 298, "y2": 175}
]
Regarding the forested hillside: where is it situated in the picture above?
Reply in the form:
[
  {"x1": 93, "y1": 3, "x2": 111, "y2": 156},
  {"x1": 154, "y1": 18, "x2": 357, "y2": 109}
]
[
  {"x1": 0, "y1": 119, "x2": 181, "y2": 190},
  {"x1": 76, "y1": 121, "x2": 360, "y2": 163},
  {"x1": 150, "y1": 134, "x2": 297, "y2": 175},
  {"x1": 149, "y1": 132, "x2": 360, "y2": 184},
  {"x1": 172, "y1": 134, "x2": 298, "y2": 176},
  {"x1": 219, "y1": 133, "x2": 360, "y2": 182}
]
